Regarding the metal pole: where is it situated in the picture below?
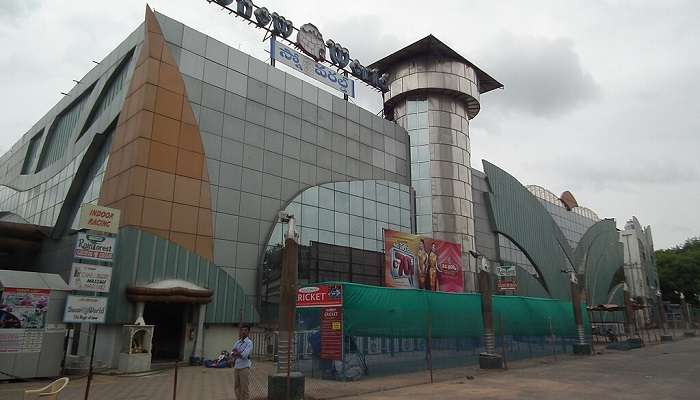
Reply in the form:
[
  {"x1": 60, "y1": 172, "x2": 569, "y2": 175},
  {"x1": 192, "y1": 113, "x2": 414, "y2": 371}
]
[
  {"x1": 427, "y1": 311, "x2": 433, "y2": 384},
  {"x1": 343, "y1": 71, "x2": 349, "y2": 101},
  {"x1": 83, "y1": 324, "x2": 98, "y2": 400},
  {"x1": 270, "y1": 35, "x2": 276, "y2": 67},
  {"x1": 548, "y1": 318, "x2": 557, "y2": 362},
  {"x1": 286, "y1": 309, "x2": 292, "y2": 400},
  {"x1": 499, "y1": 314, "x2": 507, "y2": 370},
  {"x1": 172, "y1": 361, "x2": 179, "y2": 400}
]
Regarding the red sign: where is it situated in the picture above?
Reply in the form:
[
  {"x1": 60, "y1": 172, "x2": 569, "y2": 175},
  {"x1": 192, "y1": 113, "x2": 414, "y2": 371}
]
[
  {"x1": 497, "y1": 278, "x2": 517, "y2": 291},
  {"x1": 320, "y1": 307, "x2": 343, "y2": 360},
  {"x1": 296, "y1": 285, "x2": 342, "y2": 308}
]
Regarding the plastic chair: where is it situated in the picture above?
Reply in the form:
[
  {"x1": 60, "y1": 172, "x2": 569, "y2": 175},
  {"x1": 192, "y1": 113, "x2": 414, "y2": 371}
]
[{"x1": 23, "y1": 377, "x2": 69, "y2": 399}]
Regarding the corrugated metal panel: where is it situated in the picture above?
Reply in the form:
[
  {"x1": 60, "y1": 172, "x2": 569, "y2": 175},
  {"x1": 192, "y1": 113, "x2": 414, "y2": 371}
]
[{"x1": 107, "y1": 227, "x2": 259, "y2": 324}]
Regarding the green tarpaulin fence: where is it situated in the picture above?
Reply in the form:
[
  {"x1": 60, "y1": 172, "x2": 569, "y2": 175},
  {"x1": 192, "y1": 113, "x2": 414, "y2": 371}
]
[{"x1": 317, "y1": 282, "x2": 589, "y2": 338}]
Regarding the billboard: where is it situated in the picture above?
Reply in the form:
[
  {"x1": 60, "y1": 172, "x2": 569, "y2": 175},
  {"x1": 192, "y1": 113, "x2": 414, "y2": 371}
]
[
  {"x1": 0, "y1": 288, "x2": 50, "y2": 329},
  {"x1": 296, "y1": 284, "x2": 343, "y2": 308},
  {"x1": 320, "y1": 307, "x2": 343, "y2": 360},
  {"x1": 383, "y1": 230, "x2": 463, "y2": 292},
  {"x1": 496, "y1": 265, "x2": 517, "y2": 291}
]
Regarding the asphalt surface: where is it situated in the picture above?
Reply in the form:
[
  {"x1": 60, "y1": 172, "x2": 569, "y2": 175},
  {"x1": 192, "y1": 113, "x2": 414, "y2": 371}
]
[{"x1": 343, "y1": 336, "x2": 700, "y2": 400}]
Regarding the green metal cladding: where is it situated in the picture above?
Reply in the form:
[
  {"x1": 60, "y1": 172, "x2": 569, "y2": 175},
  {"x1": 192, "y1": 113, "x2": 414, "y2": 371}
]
[
  {"x1": 482, "y1": 160, "x2": 623, "y2": 304},
  {"x1": 107, "y1": 227, "x2": 258, "y2": 324}
]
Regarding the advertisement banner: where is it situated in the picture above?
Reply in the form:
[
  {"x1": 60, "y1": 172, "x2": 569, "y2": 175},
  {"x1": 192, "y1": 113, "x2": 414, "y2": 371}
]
[
  {"x1": 0, "y1": 288, "x2": 50, "y2": 329},
  {"x1": 74, "y1": 232, "x2": 116, "y2": 262},
  {"x1": 69, "y1": 263, "x2": 113, "y2": 293},
  {"x1": 496, "y1": 265, "x2": 516, "y2": 277},
  {"x1": 273, "y1": 40, "x2": 355, "y2": 98},
  {"x1": 63, "y1": 296, "x2": 108, "y2": 324},
  {"x1": 383, "y1": 230, "x2": 464, "y2": 293},
  {"x1": 496, "y1": 265, "x2": 517, "y2": 291},
  {"x1": 78, "y1": 204, "x2": 120, "y2": 234},
  {"x1": 296, "y1": 284, "x2": 343, "y2": 308},
  {"x1": 320, "y1": 306, "x2": 343, "y2": 360}
]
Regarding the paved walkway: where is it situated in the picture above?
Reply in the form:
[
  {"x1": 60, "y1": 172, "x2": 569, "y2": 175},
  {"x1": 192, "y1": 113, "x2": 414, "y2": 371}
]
[
  {"x1": 1, "y1": 337, "x2": 697, "y2": 399},
  {"x1": 344, "y1": 337, "x2": 700, "y2": 400}
]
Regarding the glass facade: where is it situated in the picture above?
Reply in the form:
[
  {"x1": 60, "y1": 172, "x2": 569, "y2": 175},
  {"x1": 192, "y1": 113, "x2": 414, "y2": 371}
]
[{"x1": 404, "y1": 98, "x2": 431, "y2": 234}]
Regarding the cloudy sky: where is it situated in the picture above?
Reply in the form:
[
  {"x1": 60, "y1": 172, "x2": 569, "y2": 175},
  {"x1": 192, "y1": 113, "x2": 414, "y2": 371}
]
[{"x1": 1, "y1": 0, "x2": 698, "y2": 249}]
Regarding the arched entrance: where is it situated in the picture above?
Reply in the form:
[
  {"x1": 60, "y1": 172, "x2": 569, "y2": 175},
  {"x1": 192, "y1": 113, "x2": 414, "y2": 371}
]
[{"x1": 126, "y1": 279, "x2": 212, "y2": 361}]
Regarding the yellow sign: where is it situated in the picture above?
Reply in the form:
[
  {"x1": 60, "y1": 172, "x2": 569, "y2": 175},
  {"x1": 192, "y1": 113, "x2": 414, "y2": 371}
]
[
  {"x1": 78, "y1": 204, "x2": 121, "y2": 234},
  {"x1": 332, "y1": 321, "x2": 341, "y2": 330}
]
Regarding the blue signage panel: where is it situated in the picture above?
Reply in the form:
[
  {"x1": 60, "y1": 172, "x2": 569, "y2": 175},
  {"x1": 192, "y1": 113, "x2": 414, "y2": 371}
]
[{"x1": 273, "y1": 40, "x2": 355, "y2": 98}]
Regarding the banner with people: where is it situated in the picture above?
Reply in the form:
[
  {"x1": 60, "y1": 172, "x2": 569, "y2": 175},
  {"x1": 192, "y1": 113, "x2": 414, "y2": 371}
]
[{"x1": 383, "y1": 230, "x2": 463, "y2": 292}]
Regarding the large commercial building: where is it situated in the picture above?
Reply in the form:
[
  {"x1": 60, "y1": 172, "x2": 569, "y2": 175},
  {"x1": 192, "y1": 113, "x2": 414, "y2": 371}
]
[{"x1": 0, "y1": 6, "x2": 658, "y2": 370}]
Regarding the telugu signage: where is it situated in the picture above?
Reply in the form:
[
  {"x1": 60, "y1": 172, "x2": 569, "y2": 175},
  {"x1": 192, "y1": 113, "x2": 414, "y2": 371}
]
[
  {"x1": 384, "y1": 230, "x2": 464, "y2": 293},
  {"x1": 63, "y1": 295, "x2": 108, "y2": 324},
  {"x1": 78, "y1": 204, "x2": 120, "y2": 234},
  {"x1": 69, "y1": 263, "x2": 113, "y2": 293},
  {"x1": 74, "y1": 232, "x2": 116, "y2": 262},
  {"x1": 273, "y1": 40, "x2": 355, "y2": 98},
  {"x1": 320, "y1": 306, "x2": 343, "y2": 360},
  {"x1": 0, "y1": 288, "x2": 50, "y2": 329},
  {"x1": 209, "y1": 0, "x2": 388, "y2": 91},
  {"x1": 296, "y1": 284, "x2": 343, "y2": 308}
]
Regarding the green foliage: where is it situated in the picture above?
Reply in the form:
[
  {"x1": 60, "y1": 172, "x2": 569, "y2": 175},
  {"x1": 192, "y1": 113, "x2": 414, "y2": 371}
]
[{"x1": 656, "y1": 237, "x2": 700, "y2": 305}]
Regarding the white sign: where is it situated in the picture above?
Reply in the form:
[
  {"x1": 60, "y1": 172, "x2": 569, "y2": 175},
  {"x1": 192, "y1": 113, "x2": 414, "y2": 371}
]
[
  {"x1": 496, "y1": 265, "x2": 517, "y2": 277},
  {"x1": 0, "y1": 329, "x2": 43, "y2": 353},
  {"x1": 69, "y1": 263, "x2": 113, "y2": 293},
  {"x1": 74, "y1": 232, "x2": 116, "y2": 262},
  {"x1": 63, "y1": 296, "x2": 108, "y2": 324},
  {"x1": 273, "y1": 40, "x2": 355, "y2": 98},
  {"x1": 78, "y1": 204, "x2": 121, "y2": 234}
]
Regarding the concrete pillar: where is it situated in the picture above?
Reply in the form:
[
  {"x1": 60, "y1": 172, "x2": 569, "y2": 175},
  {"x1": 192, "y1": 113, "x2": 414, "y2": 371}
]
[
  {"x1": 135, "y1": 302, "x2": 145, "y2": 325},
  {"x1": 193, "y1": 304, "x2": 206, "y2": 360}
]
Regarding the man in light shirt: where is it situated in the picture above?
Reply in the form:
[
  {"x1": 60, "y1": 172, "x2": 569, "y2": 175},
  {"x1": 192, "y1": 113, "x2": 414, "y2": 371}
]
[{"x1": 231, "y1": 325, "x2": 253, "y2": 400}]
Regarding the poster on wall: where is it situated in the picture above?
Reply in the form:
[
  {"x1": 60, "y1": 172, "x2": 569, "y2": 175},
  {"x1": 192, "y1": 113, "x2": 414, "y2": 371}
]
[
  {"x1": 383, "y1": 230, "x2": 464, "y2": 292},
  {"x1": 0, "y1": 288, "x2": 50, "y2": 329},
  {"x1": 0, "y1": 329, "x2": 43, "y2": 353},
  {"x1": 320, "y1": 307, "x2": 343, "y2": 360}
]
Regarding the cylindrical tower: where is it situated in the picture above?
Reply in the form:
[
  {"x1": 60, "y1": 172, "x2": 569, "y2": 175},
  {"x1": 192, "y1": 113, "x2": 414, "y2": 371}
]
[{"x1": 370, "y1": 35, "x2": 502, "y2": 290}]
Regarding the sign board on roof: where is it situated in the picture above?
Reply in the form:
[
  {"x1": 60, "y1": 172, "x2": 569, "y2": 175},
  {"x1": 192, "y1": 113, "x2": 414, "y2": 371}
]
[
  {"x1": 273, "y1": 40, "x2": 355, "y2": 98},
  {"x1": 78, "y1": 204, "x2": 120, "y2": 234}
]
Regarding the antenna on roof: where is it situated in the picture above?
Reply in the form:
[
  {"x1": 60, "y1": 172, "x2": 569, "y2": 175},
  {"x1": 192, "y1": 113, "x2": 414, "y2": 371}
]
[
  {"x1": 91, "y1": 60, "x2": 100, "y2": 65},
  {"x1": 72, "y1": 80, "x2": 81, "y2": 84},
  {"x1": 60, "y1": 92, "x2": 70, "y2": 96}
]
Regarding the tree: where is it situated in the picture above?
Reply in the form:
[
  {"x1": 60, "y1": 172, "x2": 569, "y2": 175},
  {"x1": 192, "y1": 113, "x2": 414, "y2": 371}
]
[{"x1": 656, "y1": 237, "x2": 700, "y2": 306}]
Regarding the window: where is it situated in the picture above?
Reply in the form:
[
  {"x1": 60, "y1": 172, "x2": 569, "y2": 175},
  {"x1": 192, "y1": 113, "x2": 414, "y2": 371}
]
[{"x1": 21, "y1": 130, "x2": 44, "y2": 174}]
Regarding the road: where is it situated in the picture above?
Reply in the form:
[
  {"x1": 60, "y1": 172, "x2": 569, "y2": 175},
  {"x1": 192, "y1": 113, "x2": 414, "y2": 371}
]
[{"x1": 343, "y1": 337, "x2": 700, "y2": 400}]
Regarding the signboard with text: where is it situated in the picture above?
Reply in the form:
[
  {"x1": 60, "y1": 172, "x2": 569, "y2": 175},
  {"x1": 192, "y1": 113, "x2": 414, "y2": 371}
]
[
  {"x1": 384, "y1": 230, "x2": 464, "y2": 293},
  {"x1": 74, "y1": 232, "x2": 116, "y2": 262},
  {"x1": 296, "y1": 284, "x2": 343, "y2": 308},
  {"x1": 63, "y1": 296, "x2": 108, "y2": 324},
  {"x1": 320, "y1": 306, "x2": 343, "y2": 360},
  {"x1": 78, "y1": 204, "x2": 120, "y2": 234},
  {"x1": 273, "y1": 40, "x2": 355, "y2": 98},
  {"x1": 496, "y1": 265, "x2": 517, "y2": 291},
  {"x1": 69, "y1": 263, "x2": 113, "y2": 293}
]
